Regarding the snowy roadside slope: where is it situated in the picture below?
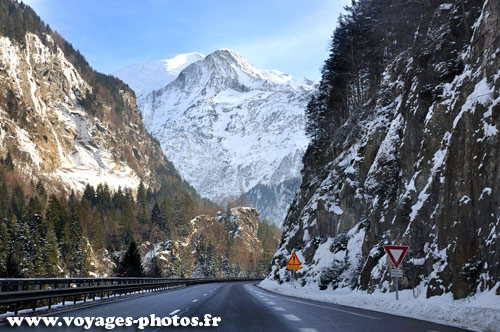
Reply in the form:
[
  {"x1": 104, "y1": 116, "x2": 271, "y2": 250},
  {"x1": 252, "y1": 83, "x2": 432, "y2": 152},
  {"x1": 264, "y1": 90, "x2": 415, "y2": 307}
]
[{"x1": 259, "y1": 279, "x2": 500, "y2": 332}]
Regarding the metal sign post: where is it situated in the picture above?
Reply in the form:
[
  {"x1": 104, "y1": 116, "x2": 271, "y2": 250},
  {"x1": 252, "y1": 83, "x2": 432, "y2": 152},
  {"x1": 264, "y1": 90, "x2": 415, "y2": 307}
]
[
  {"x1": 396, "y1": 277, "x2": 399, "y2": 300},
  {"x1": 391, "y1": 268, "x2": 403, "y2": 300}
]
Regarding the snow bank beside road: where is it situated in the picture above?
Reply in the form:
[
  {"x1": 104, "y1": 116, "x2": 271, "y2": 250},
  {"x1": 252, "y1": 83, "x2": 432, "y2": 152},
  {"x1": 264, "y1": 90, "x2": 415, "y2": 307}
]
[{"x1": 259, "y1": 279, "x2": 500, "y2": 332}]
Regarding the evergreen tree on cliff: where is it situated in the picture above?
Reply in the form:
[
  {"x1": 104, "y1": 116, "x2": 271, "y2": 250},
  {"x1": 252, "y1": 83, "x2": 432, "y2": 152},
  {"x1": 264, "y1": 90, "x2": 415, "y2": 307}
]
[{"x1": 117, "y1": 240, "x2": 143, "y2": 277}]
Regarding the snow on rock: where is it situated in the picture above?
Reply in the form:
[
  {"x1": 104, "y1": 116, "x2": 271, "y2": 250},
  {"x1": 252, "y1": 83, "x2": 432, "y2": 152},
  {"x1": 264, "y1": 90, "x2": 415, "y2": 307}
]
[{"x1": 0, "y1": 32, "x2": 158, "y2": 193}]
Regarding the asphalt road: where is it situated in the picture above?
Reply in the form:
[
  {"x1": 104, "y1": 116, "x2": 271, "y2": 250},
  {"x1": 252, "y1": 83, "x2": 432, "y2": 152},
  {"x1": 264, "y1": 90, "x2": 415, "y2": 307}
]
[{"x1": 2, "y1": 281, "x2": 472, "y2": 332}]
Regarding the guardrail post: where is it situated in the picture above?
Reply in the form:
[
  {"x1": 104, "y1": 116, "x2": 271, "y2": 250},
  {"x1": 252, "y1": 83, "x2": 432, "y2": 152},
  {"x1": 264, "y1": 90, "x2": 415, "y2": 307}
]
[{"x1": 65, "y1": 281, "x2": 70, "y2": 305}]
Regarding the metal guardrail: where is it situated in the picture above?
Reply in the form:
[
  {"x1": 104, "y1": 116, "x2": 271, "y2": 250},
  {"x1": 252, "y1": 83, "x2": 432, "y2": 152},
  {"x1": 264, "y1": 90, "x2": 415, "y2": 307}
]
[{"x1": 0, "y1": 277, "x2": 263, "y2": 315}]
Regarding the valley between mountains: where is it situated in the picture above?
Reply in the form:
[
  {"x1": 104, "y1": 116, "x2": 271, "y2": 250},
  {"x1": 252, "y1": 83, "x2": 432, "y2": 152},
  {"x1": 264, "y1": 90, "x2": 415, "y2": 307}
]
[{"x1": 0, "y1": 1, "x2": 499, "y2": 330}]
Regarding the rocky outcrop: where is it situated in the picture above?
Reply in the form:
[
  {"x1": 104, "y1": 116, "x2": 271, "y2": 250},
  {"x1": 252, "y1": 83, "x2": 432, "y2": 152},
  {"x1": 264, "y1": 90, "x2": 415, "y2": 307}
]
[
  {"x1": 0, "y1": 4, "x2": 179, "y2": 194},
  {"x1": 269, "y1": 0, "x2": 499, "y2": 299},
  {"x1": 143, "y1": 207, "x2": 278, "y2": 277}
]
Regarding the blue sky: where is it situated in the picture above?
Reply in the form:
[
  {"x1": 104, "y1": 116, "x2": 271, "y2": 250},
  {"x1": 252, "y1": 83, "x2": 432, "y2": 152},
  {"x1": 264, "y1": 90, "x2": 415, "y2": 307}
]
[{"x1": 23, "y1": 0, "x2": 350, "y2": 81}]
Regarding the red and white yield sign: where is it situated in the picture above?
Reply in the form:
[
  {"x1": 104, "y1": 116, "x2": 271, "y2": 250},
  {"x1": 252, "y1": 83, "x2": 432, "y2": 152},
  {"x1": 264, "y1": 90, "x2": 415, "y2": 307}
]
[{"x1": 383, "y1": 245, "x2": 409, "y2": 268}]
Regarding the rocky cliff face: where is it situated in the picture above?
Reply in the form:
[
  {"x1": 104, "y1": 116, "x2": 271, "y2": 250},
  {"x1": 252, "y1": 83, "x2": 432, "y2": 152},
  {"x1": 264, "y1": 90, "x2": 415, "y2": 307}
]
[
  {"x1": 269, "y1": 0, "x2": 499, "y2": 300},
  {"x1": 0, "y1": 4, "x2": 179, "y2": 194},
  {"x1": 117, "y1": 49, "x2": 315, "y2": 224}
]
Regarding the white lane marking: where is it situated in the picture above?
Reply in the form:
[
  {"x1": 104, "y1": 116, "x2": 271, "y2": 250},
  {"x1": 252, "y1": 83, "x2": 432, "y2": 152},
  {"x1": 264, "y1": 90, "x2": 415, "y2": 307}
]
[
  {"x1": 273, "y1": 307, "x2": 285, "y2": 311},
  {"x1": 299, "y1": 329, "x2": 319, "y2": 332},
  {"x1": 280, "y1": 297, "x2": 380, "y2": 320},
  {"x1": 267, "y1": 301, "x2": 276, "y2": 305},
  {"x1": 169, "y1": 309, "x2": 180, "y2": 315},
  {"x1": 283, "y1": 314, "x2": 301, "y2": 321},
  {"x1": 192, "y1": 299, "x2": 198, "y2": 302},
  {"x1": 204, "y1": 293, "x2": 208, "y2": 296}
]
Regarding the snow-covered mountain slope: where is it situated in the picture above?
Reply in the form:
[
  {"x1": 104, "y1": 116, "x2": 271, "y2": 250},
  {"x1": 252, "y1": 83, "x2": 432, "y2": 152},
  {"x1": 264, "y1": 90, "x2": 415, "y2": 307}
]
[
  {"x1": 0, "y1": 28, "x2": 184, "y2": 194},
  {"x1": 268, "y1": 0, "x2": 499, "y2": 301},
  {"x1": 119, "y1": 49, "x2": 316, "y2": 224},
  {"x1": 114, "y1": 52, "x2": 204, "y2": 99}
]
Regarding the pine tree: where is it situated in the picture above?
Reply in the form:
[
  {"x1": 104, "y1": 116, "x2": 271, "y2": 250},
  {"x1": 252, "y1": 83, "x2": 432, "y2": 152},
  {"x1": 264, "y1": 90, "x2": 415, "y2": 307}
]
[
  {"x1": 117, "y1": 240, "x2": 143, "y2": 277},
  {"x1": 0, "y1": 183, "x2": 9, "y2": 220},
  {"x1": 0, "y1": 222, "x2": 10, "y2": 276},
  {"x1": 32, "y1": 226, "x2": 44, "y2": 277},
  {"x1": 222, "y1": 250, "x2": 232, "y2": 278},
  {"x1": 137, "y1": 182, "x2": 147, "y2": 209},
  {"x1": 18, "y1": 219, "x2": 33, "y2": 276},
  {"x1": 61, "y1": 221, "x2": 71, "y2": 271},
  {"x1": 46, "y1": 195, "x2": 67, "y2": 240},
  {"x1": 95, "y1": 184, "x2": 112, "y2": 215},
  {"x1": 67, "y1": 199, "x2": 85, "y2": 276},
  {"x1": 5, "y1": 249, "x2": 22, "y2": 278},
  {"x1": 79, "y1": 238, "x2": 92, "y2": 277},
  {"x1": 11, "y1": 182, "x2": 24, "y2": 221},
  {"x1": 82, "y1": 184, "x2": 96, "y2": 206},
  {"x1": 136, "y1": 182, "x2": 148, "y2": 225},
  {"x1": 149, "y1": 256, "x2": 162, "y2": 277},
  {"x1": 44, "y1": 221, "x2": 60, "y2": 277},
  {"x1": 151, "y1": 203, "x2": 165, "y2": 231}
]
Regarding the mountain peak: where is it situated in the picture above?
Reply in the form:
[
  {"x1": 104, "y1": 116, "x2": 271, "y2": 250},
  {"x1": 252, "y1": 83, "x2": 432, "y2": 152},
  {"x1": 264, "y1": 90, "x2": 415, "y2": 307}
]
[{"x1": 204, "y1": 49, "x2": 259, "y2": 74}]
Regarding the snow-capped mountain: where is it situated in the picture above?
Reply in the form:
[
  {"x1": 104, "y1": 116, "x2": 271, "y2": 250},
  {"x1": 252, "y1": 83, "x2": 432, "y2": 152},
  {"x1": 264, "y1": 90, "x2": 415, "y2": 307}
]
[
  {"x1": 114, "y1": 52, "x2": 205, "y2": 99},
  {"x1": 116, "y1": 49, "x2": 316, "y2": 224}
]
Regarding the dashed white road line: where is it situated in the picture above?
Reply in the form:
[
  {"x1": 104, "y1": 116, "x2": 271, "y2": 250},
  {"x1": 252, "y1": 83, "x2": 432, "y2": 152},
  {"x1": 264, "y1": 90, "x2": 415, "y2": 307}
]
[
  {"x1": 204, "y1": 293, "x2": 208, "y2": 296},
  {"x1": 283, "y1": 314, "x2": 301, "y2": 321},
  {"x1": 267, "y1": 301, "x2": 276, "y2": 305},
  {"x1": 299, "y1": 328, "x2": 319, "y2": 332},
  {"x1": 192, "y1": 299, "x2": 198, "y2": 302},
  {"x1": 280, "y1": 297, "x2": 380, "y2": 320},
  {"x1": 169, "y1": 309, "x2": 180, "y2": 315},
  {"x1": 273, "y1": 307, "x2": 285, "y2": 311}
]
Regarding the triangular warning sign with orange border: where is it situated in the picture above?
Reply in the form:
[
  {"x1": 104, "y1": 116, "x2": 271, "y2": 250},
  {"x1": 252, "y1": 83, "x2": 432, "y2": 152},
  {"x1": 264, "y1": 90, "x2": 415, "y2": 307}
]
[{"x1": 287, "y1": 252, "x2": 301, "y2": 270}]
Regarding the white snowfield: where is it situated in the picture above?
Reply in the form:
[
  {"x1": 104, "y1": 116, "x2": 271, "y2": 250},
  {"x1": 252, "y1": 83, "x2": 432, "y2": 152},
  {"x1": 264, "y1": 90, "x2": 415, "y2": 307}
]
[{"x1": 259, "y1": 279, "x2": 500, "y2": 332}]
